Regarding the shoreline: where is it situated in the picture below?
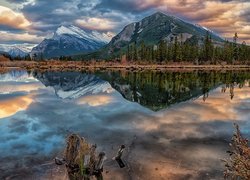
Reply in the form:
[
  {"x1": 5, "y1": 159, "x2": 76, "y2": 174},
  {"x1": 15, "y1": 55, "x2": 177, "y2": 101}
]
[{"x1": 0, "y1": 61, "x2": 250, "y2": 72}]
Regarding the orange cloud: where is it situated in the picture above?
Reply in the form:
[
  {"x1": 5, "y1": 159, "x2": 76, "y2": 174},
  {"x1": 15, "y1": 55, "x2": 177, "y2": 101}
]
[
  {"x1": 75, "y1": 17, "x2": 116, "y2": 31},
  {"x1": 0, "y1": 6, "x2": 31, "y2": 30}
]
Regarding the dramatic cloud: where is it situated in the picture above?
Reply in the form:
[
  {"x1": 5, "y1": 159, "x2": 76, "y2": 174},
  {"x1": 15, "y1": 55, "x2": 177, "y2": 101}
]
[
  {"x1": 75, "y1": 17, "x2": 117, "y2": 31},
  {"x1": 0, "y1": 31, "x2": 43, "y2": 43},
  {"x1": 0, "y1": 0, "x2": 249, "y2": 44},
  {"x1": 0, "y1": 5, "x2": 30, "y2": 30}
]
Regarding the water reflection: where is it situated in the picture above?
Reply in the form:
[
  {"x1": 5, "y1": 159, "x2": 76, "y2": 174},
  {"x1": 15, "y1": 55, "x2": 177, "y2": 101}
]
[
  {"x1": 77, "y1": 95, "x2": 115, "y2": 107},
  {"x1": 32, "y1": 71, "x2": 114, "y2": 99},
  {"x1": 0, "y1": 69, "x2": 249, "y2": 179},
  {"x1": 33, "y1": 70, "x2": 250, "y2": 111},
  {"x1": 87, "y1": 70, "x2": 249, "y2": 110}
]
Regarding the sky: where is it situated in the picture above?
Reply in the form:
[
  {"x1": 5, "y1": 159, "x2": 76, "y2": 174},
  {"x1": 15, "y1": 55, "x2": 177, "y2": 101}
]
[{"x1": 0, "y1": 0, "x2": 249, "y2": 46}]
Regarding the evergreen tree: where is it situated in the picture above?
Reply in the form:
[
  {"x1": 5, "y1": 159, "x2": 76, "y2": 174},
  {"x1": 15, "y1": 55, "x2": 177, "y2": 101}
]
[
  {"x1": 239, "y1": 41, "x2": 247, "y2": 63},
  {"x1": 173, "y1": 36, "x2": 178, "y2": 62},
  {"x1": 133, "y1": 42, "x2": 138, "y2": 61},
  {"x1": 233, "y1": 32, "x2": 239, "y2": 62},
  {"x1": 203, "y1": 31, "x2": 213, "y2": 62}
]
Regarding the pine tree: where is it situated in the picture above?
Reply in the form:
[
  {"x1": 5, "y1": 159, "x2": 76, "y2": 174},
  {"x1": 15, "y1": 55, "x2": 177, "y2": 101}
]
[
  {"x1": 239, "y1": 41, "x2": 247, "y2": 63},
  {"x1": 203, "y1": 31, "x2": 213, "y2": 62},
  {"x1": 173, "y1": 36, "x2": 178, "y2": 62},
  {"x1": 140, "y1": 40, "x2": 146, "y2": 61},
  {"x1": 133, "y1": 42, "x2": 138, "y2": 61},
  {"x1": 157, "y1": 40, "x2": 166, "y2": 62},
  {"x1": 233, "y1": 32, "x2": 239, "y2": 62}
]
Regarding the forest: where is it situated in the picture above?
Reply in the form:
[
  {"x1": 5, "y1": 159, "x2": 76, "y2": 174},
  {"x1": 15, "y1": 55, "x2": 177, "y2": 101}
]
[{"x1": 124, "y1": 32, "x2": 250, "y2": 64}]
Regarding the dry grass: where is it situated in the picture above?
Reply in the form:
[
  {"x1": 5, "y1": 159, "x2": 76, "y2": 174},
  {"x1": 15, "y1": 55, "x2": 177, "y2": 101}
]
[
  {"x1": 223, "y1": 124, "x2": 250, "y2": 179},
  {"x1": 0, "y1": 55, "x2": 10, "y2": 62},
  {"x1": 1, "y1": 60, "x2": 250, "y2": 72}
]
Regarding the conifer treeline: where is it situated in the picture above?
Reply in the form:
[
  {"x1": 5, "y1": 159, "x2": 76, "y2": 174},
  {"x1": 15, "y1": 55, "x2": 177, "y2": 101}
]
[{"x1": 125, "y1": 32, "x2": 250, "y2": 64}]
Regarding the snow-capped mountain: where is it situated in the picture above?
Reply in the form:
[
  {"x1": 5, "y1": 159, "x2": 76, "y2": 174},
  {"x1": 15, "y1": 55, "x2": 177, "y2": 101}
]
[
  {"x1": 0, "y1": 44, "x2": 34, "y2": 58},
  {"x1": 31, "y1": 25, "x2": 111, "y2": 59},
  {"x1": 33, "y1": 72, "x2": 114, "y2": 99},
  {"x1": 55, "y1": 25, "x2": 111, "y2": 44}
]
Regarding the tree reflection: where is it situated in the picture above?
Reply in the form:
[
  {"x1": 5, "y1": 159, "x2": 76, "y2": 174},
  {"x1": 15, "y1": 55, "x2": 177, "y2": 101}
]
[{"x1": 95, "y1": 70, "x2": 250, "y2": 110}]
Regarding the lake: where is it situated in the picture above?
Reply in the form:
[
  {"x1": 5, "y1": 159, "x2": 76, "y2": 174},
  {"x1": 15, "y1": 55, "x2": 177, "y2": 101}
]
[{"x1": 0, "y1": 69, "x2": 249, "y2": 180}]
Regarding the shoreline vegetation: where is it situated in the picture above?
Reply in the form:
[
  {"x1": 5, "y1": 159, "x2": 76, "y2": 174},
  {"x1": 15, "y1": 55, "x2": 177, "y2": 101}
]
[{"x1": 0, "y1": 60, "x2": 250, "y2": 73}]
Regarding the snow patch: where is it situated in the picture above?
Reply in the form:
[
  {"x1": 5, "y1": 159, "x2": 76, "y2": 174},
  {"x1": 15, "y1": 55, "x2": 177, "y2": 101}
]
[
  {"x1": 56, "y1": 81, "x2": 114, "y2": 99},
  {"x1": 138, "y1": 28, "x2": 143, "y2": 33},
  {"x1": 55, "y1": 25, "x2": 110, "y2": 44}
]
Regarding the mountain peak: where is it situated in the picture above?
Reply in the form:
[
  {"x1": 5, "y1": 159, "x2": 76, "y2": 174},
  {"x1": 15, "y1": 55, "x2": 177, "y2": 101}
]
[
  {"x1": 150, "y1": 11, "x2": 173, "y2": 18},
  {"x1": 55, "y1": 25, "x2": 80, "y2": 36},
  {"x1": 152, "y1": 11, "x2": 165, "y2": 16},
  {"x1": 54, "y1": 25, "x2": 110, "y2": 43}
]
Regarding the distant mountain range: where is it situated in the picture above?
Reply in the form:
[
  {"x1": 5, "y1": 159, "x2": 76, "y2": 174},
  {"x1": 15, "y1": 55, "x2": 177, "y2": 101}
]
[
  {"x1": 0, "y1": 44, "x2": 33, "y2": 58},
  {"x1": 1, "y1": 12, "x2": 226, "y2": 60},
  {"x1": 30, "y1": 25, "x2": 111, "y2": 59},
  {"x1": 82, "y1": 12, "x2": 224, "y2": 59}
]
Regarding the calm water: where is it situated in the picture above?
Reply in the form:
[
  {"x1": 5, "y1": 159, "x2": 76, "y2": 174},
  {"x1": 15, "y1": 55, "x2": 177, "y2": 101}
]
[{"x1": 0, "y1": 69, "x2": 249, "y2": 180}]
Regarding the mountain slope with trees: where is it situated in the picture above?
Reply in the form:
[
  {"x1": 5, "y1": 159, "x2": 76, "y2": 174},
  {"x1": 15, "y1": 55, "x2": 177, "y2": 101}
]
[{"x1": 78, "y1": 12, "x2": 250, "y2": 64}]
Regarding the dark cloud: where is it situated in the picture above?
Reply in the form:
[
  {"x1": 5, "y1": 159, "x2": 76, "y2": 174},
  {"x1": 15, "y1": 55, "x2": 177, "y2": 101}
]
[
  {"x1": 19, "y1": 0, "x2": 89, "y2": 33},
  {"x1": 0, "y1": 24, "x2": 26, "y2": 33},
  {"x1": 6, "y1": 0, "x2": 28, "y2": 3},
  {"x1": 94, "y1": 0, "x2": 144, "y2": 13}
]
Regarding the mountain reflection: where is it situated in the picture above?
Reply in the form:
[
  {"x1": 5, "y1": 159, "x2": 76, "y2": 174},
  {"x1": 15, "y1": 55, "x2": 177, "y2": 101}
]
[
  {"x1": 32, "y1": 71, "x2": 114, "y2": 99},
  {"x1": 33, "y1": 70, "x2": 250, "y2": 111}
]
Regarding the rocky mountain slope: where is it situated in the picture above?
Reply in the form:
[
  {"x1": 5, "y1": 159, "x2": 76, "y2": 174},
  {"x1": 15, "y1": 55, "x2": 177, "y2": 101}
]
[{"x1": 83, "y1": 12, "x2": 224, "y2": 59}]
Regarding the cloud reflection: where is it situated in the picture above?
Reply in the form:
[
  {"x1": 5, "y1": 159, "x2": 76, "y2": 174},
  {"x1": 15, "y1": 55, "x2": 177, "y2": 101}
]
[
  {"x1": 76, "y1": 94, "x2": 115, "y2": 107},
  {"x1": 0, "y1": 82, "x2": 43, "y2": 94},
  {"x1": 0, "y1": 94, "x2": 32, "y2": 118}
]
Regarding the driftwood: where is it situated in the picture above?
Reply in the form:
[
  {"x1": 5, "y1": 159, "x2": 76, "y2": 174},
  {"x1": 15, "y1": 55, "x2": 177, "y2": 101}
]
[
  {"x1": 55, "y1": 134, "x2": 105, "y2": 180},
  {"x1": 114, "y1": 145, "x2": 126, "y2": 168}
]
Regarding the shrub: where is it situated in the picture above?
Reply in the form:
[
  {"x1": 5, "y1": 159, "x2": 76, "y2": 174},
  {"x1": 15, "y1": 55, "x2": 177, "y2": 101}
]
[{"x1": 223, "y1": 124, "x2": 250, "y2": 179}]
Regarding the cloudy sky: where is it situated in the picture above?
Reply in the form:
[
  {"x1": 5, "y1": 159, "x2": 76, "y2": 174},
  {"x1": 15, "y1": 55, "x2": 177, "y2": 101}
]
[{"x1": 0, "y1": 0, "x2": 250, "y2": 45}]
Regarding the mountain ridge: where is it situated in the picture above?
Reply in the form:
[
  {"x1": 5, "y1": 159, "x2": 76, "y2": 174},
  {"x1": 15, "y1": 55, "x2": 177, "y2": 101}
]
[{"x1": 0, "y1": 44, "x2": 33, "y2": 58}]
